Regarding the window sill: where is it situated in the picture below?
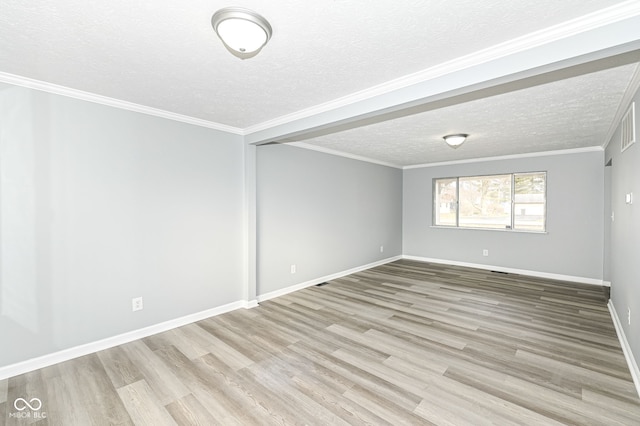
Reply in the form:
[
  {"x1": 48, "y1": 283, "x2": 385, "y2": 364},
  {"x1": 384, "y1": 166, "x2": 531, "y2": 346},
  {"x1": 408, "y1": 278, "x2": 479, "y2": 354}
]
[{"x1": 430, "y1": 225, "x2": 547, "y2": 234}]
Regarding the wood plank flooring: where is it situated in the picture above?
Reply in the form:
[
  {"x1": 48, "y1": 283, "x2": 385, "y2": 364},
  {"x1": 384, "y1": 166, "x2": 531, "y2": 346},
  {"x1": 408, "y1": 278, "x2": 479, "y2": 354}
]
[{"x1": 2, "y1": 259, "x2": 640, "y2": 425}]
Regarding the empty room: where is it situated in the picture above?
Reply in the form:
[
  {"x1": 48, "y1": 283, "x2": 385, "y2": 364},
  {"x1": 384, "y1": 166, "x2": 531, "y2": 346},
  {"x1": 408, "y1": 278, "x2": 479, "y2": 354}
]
[{"x1": 1, "y1": 1, "x2": 640, "y2": 424}]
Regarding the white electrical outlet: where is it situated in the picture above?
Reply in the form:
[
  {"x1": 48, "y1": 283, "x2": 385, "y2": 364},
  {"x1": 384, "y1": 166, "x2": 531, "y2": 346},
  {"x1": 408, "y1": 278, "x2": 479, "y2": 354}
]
[
  {"x1": 290, "y1": 264, "x2": 296, "y2": 274},
  {"x1": 132, "y1": 297, "x2": 143, "y2": 312},
  {"x1": 380, "y1": 245, "x2": 384, "y2": 253},
  {"x1": 483, "y1": 249, "x2": 489, "y2": 256}
]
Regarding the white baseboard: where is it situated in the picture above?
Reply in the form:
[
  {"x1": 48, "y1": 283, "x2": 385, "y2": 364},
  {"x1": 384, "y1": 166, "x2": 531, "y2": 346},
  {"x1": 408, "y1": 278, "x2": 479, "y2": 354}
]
[
  {"x1": 608, "y1": 301, "x2": 640, "y2": 398},
  {"x1": 257, "y1": 255, "x2": 403, "y2": 303},
  {"x1": 0, "y1": 299, "x2": 252, "y2": 381},
  {"x1": 402, "y1": 255, "x2": 604, "y2": 286},
  {"x1": 242, "y1": 299, "x2": 259, "y2": 309},
  {"x1": 0, "y1": 255, "x2": 606, "y2": 381}
]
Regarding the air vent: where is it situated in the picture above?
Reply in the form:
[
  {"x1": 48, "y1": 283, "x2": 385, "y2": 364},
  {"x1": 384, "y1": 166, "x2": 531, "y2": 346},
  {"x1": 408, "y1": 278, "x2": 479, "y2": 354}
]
[{"x1": 621, "y1": 102, "x2": 636, "y2": 153}]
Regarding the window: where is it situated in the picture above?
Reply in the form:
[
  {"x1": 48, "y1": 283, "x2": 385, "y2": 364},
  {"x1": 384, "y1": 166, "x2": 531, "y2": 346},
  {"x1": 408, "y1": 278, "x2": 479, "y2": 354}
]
[{"x1": 433, "y1": 172, "x2": 546, "y2": 232}]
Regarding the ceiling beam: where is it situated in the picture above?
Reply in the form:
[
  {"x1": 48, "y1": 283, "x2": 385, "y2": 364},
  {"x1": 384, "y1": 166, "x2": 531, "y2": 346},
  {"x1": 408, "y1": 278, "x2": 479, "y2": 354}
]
[{"x1": 245, "y1": 11, "x2": 640, "y2": 146}]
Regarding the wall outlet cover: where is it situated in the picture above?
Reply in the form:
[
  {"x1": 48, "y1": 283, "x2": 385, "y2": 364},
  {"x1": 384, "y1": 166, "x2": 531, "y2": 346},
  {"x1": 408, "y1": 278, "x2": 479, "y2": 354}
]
[{"x1": 132, "y1": 297, "x2": 143, "y2": 312}]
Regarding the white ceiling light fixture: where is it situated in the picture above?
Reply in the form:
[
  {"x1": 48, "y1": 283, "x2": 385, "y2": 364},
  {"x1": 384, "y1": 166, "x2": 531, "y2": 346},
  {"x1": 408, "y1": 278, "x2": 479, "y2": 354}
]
[
  {"x1": 443, "y1": 134, "x2": 468, "y2": 149},
  {"x1": 211, "y1": 7, "x2": 272, "y2": 60}
]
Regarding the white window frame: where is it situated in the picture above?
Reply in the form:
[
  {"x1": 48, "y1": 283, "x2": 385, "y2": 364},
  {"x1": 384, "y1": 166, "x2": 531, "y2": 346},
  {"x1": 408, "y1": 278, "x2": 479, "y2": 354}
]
[{"x1": 432, "y1": 172, "x2": 547, "y2": 232}]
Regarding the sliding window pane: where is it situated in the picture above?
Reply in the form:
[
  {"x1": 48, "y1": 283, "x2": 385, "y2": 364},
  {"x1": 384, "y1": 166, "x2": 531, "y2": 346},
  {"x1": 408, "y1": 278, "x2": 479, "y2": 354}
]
[
  {"x1": 434, "y1": 178, "x2": 457, "y2": 226},
  {"x1": 514, "y1": 172, "x2": 546, "y2": 231},
  {"x1": 459, "y1": 174, "x2": 511, "y2": 229}
]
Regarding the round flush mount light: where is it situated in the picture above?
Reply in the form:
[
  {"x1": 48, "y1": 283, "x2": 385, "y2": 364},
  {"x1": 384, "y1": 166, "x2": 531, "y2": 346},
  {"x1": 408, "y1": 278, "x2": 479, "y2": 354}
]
[
  {"x1": 443, "y1": 134, "x2": 468, "y2": 149},
  {"x1": 211, "y1": 7, "x2": 272, "y2": 59}
]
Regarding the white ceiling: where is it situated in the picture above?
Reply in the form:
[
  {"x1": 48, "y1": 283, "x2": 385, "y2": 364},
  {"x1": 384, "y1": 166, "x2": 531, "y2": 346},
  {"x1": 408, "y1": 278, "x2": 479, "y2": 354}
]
[
  {"x1": 294, "y1": 64, "x2": 638, "y2": 166},
  {"x1": 1, "y1": 0, "x2": 640, "y2": 167}
]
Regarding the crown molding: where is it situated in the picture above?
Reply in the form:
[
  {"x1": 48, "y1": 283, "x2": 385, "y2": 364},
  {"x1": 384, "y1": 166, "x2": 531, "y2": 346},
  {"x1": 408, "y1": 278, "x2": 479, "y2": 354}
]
[
  {"x1": 284, "y1": 144, "x2": 604, "y2": 170},
  {"x1": 289, "y1": 142, "x2": 403, "y2": 169},
  {"x1": 2, "y1": 0, "x2": 638, "y2": 143},
  {"x1": 403, "y1": 146, "x2": 604, "y2": 170},
  {"x1": 0, "y1": 72, "x2": 244, "y2": 135},
  {"x1": 245, "y1": 1, "x2": 640, "y2": 136}
]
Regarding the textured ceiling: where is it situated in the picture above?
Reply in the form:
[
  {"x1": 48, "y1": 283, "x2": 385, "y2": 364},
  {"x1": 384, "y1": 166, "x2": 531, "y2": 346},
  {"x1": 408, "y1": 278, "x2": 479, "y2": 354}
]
[
  {"x1": 296, "y1": 63, "x2": 639, "y2": 166},
  {"x1": 1, "y1": 0, "x2": 639, "y2": 166}
]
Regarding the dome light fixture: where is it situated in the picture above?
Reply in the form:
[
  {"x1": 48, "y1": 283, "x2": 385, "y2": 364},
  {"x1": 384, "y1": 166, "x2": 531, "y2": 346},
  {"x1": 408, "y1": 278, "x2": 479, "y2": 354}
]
[
  {"x1": 443, "y1": 134, "x2": 468, "y2": 149},
  {"x1": 211, "y1": 7, "x2": 272, "y2": 60}
]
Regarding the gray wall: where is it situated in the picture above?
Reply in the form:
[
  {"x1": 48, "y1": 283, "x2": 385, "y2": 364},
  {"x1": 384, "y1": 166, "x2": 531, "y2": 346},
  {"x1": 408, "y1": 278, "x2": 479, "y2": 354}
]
[
  {"x1": 605, "y1": 93, "x2": 640, "y2": 371},
  {"x1": 0, "y1": 81, "x2": 621, "y2": 373},
  {"x1": 257, "y1": 144, "x2": 403, "y2": 296},
  {"x1": 403, "y1": 150, "x2": 604, "y2": 281},
  {"x1": 0, "y1": 84, "x2": 245, "y2": 367}
]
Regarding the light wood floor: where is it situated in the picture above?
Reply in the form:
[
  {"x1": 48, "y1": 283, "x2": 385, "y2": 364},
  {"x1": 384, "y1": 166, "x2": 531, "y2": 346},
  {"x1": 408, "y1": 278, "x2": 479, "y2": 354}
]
[{"x1": 2, "y1": 259, "x2": 640, "y2": 425}]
